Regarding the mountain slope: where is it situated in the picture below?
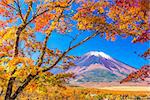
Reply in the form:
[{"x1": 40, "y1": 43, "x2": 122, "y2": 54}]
[{"x1": 67, "y1": 51, "x2": 137, "y2": 82}]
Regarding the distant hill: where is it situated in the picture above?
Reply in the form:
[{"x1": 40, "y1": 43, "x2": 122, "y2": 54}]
[{"x1": 67, "y1": 51, "x2": 137, "y2": 83}]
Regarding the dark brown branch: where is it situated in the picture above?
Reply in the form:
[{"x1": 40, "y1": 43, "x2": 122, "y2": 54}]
[
  {"x1": 10, "y1": 31, "x2": 99, "y2": 99},
  {"x1": 26, "y1": 9, "x2": 49, "y2": 25},
  {"x1": 11, "y1": 74, "x2": 36, "y2": 99},
  {"x1": 2, "y1": 0, "x2": 18, "y2": 11},
  {"x1": 42, "y1": 31, "x2": 99, "y2": 72},
  {"x1": 24, "y1": 1, "x2": 33, "y2": 23},
  {"x1": 13, "y1": 1, "x2": 33, "y2": 57},
  {"x1": 13, "y1": 26, "x2": 26, "y2": 57},
  {"x1": 9, "y1": 1, "x2": 75, "y2": 99},
  {"x1": 15, "y1": 0, "x2": 25, "y2": 23},
  {"x1": 26, "y1": 0, "x2": 74, "y2": 26},
  {"x1": 5, "y1": 2, "x2": 33, "y2": 100},
  {"x1": 36, "y1": 9, "x2": 64, "y2": 67},
  {"x1": 10, "y1": 32, "x2": 99, "y2": 100},
  {"x1": 5, "y1": 24, "x2": 27, "y2": 100},
  {"x1": 68, "y1": 31, "x2": 84, "y2": 48},
  {"x1": 4, "y1": 77, "x2": 15, "y2": 100},
  {"x1": 36, "y1": 0, "x2": 74, "y2": 67},
  {"x1": 36, "y1": 32, "x2": 52, "y2": 67}
]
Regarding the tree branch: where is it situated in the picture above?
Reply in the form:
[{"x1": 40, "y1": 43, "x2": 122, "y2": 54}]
[
  {"x1": 1, "y1": 0, "x2": 18, "y2": 11},
  {"x1": 26, "y1": 0, "x2": 74, "y2": 26},
  {"x1": 10, "y1": 31, "x2": 99, "y2": 99},
  {"x1": 24, "y1": 1, "x2": 32, "y2": 23},
  {"x1": 36, "y1": 0, "x2": 75, "y2": 67},
  {"x1": 9, "y1": 0, "x2": 75, "y2": 99},
  {"x1": 15, "y1": 0, "x2": 25, "y2": 23},
  {"x1": 68, "y1": 31, "x2": 84, "y2": 48},
  {"x1": 35, "y1": 8, "x2": 64, "y2": 67},
  {"x1": 42, "y1": 31, "x2": 99, "y2": 72},
  {"x1": 5, "y1": 2, "x2": 33, "y2": 100},
  {"x1": 10, "y1": 31, "x2": 99, "y2": 100},
  {"x1": 11, "y1": 74, "x2": 36, "y2": 99}
]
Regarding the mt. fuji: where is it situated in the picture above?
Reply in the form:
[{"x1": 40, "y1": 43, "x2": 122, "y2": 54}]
[{"x1": 67, "y1": 51, "x2": 137, "y2": 82}]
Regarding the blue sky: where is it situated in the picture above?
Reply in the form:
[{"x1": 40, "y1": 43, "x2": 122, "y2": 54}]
[
  {"x1": 1, "y1": 0, "x2": 148, "y2": 69},
  {"x1": 36, "y1": 29, "x2": 149, "y2": 69},
  {"x1": 19, "y1": 0, "x2": 149, "y2": 69},
  {"x1": 42, "y1": 1, "x2": 149, "y2": 69},
  {"x1": 35, "y1": 1, "x2": 149, "y2": 69}
]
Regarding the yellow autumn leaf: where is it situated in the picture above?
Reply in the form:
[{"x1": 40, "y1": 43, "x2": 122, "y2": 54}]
[
  {"x1": 29, "y1": 65, "x2": 39, "y2": 75},
  {"x1": 1, "y1": 27, "x2": 17, "y2": 40},
  {"x1": 0, "y1": 66, "x2": 4, "y2": 71},
  {"x1": 6, "y1": 0, "x2": 14, "y2": 4},
  {"x1": 99, "y1": 7, "x2": 104, "y2": 13}
]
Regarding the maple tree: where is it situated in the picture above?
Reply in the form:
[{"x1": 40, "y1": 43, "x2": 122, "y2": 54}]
[
  {"x1": 110, "y1": 0, "x2": 150, "y2": 57},
  {"x1": 0, "y1": 0, "x2": 149, "y2": 99},
  {"x1": 120, "y1": 65, "x2": 150, "y2": 83},
  {"x1": 113, "y1": 0, "x2": 150, "y2": 83}
]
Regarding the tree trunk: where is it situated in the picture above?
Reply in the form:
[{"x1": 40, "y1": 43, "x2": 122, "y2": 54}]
[
  {"x1": 5, "y1": 77, "x2": 16, "y2": 100},
  {"x1": 5, "y1": 26, "x2": 25, "y2": 100},
  {"x1": 11, "y1": 74, "x2": 35, "y2": 99}
]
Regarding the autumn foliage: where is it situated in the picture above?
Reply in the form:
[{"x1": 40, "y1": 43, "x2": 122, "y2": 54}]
[
  {"x1": 0, "y1": 0, "x2": 149, "y2": 99},
  {"x1": 120, "y1": 65, "x2": 150, "y2": 83}
]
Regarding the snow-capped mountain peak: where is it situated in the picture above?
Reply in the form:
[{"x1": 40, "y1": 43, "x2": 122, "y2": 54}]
[
  {"x1": 67, "y1": 51, "x2": 137, "y2": 83},
  {"x1": 85, "y1": 51, "x2": 112, "y2": 59}
]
